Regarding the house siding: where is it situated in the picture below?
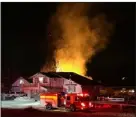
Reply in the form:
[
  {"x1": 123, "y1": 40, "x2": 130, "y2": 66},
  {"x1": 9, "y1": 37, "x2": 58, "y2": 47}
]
[
  {"x1": 63, "y1": 78, "x2": 82, "y2": 93},
  {"x1": 11, "y1": 77, "x2": 31, "y2": 92},
  {"x1": 12, "y1": 73, "x2": 100, "y2": 99},
  {"x1": 31, "y1": 74, "x2": 82, "y2": 93}
]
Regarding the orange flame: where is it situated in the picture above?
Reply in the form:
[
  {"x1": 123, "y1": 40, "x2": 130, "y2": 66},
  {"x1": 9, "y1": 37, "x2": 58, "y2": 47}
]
[{"x1": 41, "y1": 3, "x2": 113, "y2": 76}]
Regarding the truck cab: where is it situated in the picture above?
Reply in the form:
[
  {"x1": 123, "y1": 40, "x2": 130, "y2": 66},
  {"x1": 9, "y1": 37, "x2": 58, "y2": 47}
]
[{"x1": 65, "y1": 93, "x2": 93, "y2": 111}]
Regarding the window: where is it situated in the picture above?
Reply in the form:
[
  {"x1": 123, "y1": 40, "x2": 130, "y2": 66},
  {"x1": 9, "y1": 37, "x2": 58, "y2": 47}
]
[
  {"x1": 39, "y1": 77, "x2": 48, "y2": 83},
  {"x1": 35, "y1": 78, "x2": 38, "y2": 83},
  {"x1": 19, "y1": 79, "x2": 24, "y2": 84},
  {"x1": 43, "y1": 78, "x2": 48, "y2": 83},
  {"x1": 68, "y1": 85, "x2": 76, "y2": 92},
  {"x1": 39, "y1": 77, "x2": 44, "y2": 83},
  {"x1": 67, "y1": 96, "x2": 70, "y2": 100}
]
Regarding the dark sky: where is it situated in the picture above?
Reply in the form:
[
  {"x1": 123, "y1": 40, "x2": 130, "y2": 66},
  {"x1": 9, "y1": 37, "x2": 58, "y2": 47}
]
[{"x1": 2, "y1": 3, "x2": 135, "y2": 86}]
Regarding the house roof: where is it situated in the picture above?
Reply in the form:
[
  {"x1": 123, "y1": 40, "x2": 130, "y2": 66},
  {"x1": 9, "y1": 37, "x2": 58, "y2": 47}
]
[
  {"x1": 40, "y1": 72, "x2": 101, "y2": 86},
  {"x1": 12, "y1": 77, "x2": 32, "y2": 85},
  {"x1": 29, "y1": 73, "x2": 46, "y2": 79},
  {"x1": 20, "y1": 77, "x2": 33, "y2": 83},
  {"x1": 26, "y1": 78, "x2": 33, "y2": 83}
]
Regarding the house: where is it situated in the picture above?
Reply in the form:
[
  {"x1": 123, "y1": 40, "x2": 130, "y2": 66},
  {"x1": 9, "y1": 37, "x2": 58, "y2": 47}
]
[
  {"x1": 11, "y1": 77, "x2": 32, "y2": 93},
  {"x1": 30, "y1": 72, "x2": 83, "y2": 93},
  {"x1": 19, "y1": 72, "x2": 102, "y2": 98}
]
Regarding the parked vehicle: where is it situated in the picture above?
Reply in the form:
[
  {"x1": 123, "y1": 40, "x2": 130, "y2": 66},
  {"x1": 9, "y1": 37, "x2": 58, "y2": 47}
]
[
  {"x1": 9, "y1": 92, "x2": 27, "y2": 97},
  {"x1": 40, "y1": 92, "x2": 94, "y2": 112},
  {"x1": 4, "y1": 92, "x2": 27, "y2": 100}
]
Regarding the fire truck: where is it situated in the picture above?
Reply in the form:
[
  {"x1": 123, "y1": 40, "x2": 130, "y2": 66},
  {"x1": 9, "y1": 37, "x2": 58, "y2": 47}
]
[{"x1": 40, "y1": 92, "x2": 94, "y2": 111}]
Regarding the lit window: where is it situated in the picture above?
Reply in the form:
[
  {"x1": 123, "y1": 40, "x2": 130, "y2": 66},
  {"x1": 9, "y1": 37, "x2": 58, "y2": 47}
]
[
  {"x1": 39, "y1": 77, "x2": 43, "y2": 83},
  {"x1": 20, "y1": 79, "x2": 24, "y2": 84},
  {"x1": 129, "y1": 89, "x2": 135, "y2": 93},
  {"x1": 131, "y1": 89, "x2": 135, "y2": 93}
]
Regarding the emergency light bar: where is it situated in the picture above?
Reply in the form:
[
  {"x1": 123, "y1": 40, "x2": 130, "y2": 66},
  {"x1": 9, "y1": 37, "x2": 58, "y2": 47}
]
[{"x1": 77, "y1": 93, "x2": 89, "y2": 96}]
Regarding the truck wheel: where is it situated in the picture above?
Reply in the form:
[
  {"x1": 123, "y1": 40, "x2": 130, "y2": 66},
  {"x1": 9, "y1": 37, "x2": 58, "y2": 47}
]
[
  {"x1": 70, "y1": 105, "x2": 76, "y2": 112},
  {"x1": 65, "y1": 107, "x2": 70, "y2": 112},
  {"x1": 46, "y1": 104, "x2": 52, "y2": 110}
]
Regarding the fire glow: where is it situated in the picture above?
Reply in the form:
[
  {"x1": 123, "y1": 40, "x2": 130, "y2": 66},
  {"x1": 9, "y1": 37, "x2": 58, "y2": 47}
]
[{"x1": 41, "y1": 3, "x2": 113, "y2": 75}]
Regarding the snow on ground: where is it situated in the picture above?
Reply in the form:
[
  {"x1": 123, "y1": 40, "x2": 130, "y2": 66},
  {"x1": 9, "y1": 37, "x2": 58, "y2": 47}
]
[
  {"x1": 14, "y1": 96, "x2": 35, "y2": 102},
  {"x1": 1, "y1": 97, "x2": 136, "y2": 117},
  {"x1": 1, "y1": 97, "x2": 42, "y2": 109}
]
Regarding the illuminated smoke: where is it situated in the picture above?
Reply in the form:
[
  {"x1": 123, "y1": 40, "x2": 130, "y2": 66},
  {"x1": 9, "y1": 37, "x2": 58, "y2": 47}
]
[{"x1": 41, "y1": 3, "x2": 113, "y2": 75}]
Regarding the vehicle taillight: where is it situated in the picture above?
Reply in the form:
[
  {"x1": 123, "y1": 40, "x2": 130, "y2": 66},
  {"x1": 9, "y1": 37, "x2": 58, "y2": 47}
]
[
  {"x1": 103, "y1": 104, "x2": 111, "y2": 108},
  {"x1": 84, "y1": 93, "x2": 89, "y2": 96},
  {"x1": 77, "y1": 93, "x2": 83, "y2": 96},
  {"x1": 64, "y1": 100, "x2": 66, "y2": 105},
  {"x1": 89, "y1": 102, "x2": 93, "y2": 107},
  {"x1": 81, "y1": 102, "x2": 85, "y2": 107},
  {"x1": 77, "y1": 93, "x2": 89, "y2": 97}
]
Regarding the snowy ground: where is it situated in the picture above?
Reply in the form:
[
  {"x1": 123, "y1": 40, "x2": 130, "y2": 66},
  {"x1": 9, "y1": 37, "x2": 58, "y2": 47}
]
[
  {"x1": 1, "y1": 97, "x2": 136, "y2": 117},
  {"x1": 1, "y1": 97, "x2": 42, "y2": 109}
]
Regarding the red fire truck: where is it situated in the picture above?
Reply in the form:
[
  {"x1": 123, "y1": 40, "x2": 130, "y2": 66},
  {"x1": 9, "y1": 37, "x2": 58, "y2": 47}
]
[
  {"x1": 40, "y1": 92, "x2": 94, "y2": 111},
  {"x1": 40, "y1": 92, "x2": 64, "y2": 110}
]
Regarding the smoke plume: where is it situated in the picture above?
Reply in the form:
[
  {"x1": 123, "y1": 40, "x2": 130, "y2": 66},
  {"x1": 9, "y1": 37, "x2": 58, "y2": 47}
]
[{"x1": 41, "y1": 3, "x2": 113, "y2": 75}]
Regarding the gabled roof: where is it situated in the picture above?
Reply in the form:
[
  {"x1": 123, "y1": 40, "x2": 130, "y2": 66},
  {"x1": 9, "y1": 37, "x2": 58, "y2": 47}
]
[
  {"x1": 12, "y1": 77, "x2": 32, "y2": 86},
  {"x1": 40, "y1": 72, "x2": 101, "y2": 86},
  {"x1": 29, "y1": 72, "x2": 46, "y2": 79},
  {"x1": 12, "y1": 77, "x2": 32, "y2": 85}
]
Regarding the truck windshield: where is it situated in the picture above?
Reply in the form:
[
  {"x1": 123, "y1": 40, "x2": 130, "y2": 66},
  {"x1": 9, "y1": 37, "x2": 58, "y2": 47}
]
[{"x1": 79, "y1": 96, "x2": 90, "y2": 101}]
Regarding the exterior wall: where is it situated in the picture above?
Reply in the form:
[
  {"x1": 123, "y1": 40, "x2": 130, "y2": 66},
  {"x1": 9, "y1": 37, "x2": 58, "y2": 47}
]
[
  {"x1": 32, "y1": 73, "x2": 82, "y2": 93},
  {"x1": 28, "y1": 73, "x2": 65, "y2": 95},
  {"x1": 75, "y1": 84, "x2": 82, "y2": 93},
  {"x1": 12, "y1": 77, "x2": 30, "y2": 87},
  {"x1": 63, "y1": 78, "x2": 82, "y2": 93},
  {"x1": 11, "y1": 86, "x2": 21, "y2": 92},
  {"x1": 13, "y1": 73, "x2": 97, "y2": 98},
  {"x1": 49, "y1": 78, "x2": 64, "y2": 88},
  {"x1": 11, "y1": 77, "x2": 31, "y2": 92},
  {"x1": 32, "y1": 73, "x2": 64, "y2": 88},
  {"x1": 32, "y1": 73, "x2": 50, "y2": 85}
]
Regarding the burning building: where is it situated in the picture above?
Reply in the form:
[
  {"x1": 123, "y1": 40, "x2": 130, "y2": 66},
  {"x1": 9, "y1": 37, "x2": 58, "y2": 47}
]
[
  {"x1": 18, "y1": 3, "x2": 112, "y2": 99},
  {"x1": 15, "y1": 72, "x2": 102, "y2": 99}
]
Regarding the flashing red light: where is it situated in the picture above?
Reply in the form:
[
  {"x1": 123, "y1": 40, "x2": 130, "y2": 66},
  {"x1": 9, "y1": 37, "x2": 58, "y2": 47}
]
[
  {"x1": 80, "y1": 94, "x2": 83, "y2": 96},
  {"x1": 77, "y1": 93, "x2": 89, "y2": 97},
  {"x1": 84, "y1": 93, "x2": 89, "y2": 96},
  {"x1": 77, "y1": 93, "x2": 83, "y2": 96},
  {"x1": 81, "y1": 102, "x2": 85, "y2": 107},
  {"x1": 103, "y1": 104, "x2": 112, "y2": 108},
  {"x1": 89, "y1": 102, "x2": 93, "y2": 107}
]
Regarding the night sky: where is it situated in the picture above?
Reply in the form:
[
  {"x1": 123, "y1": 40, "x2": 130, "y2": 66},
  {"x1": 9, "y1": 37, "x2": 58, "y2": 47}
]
[{"x1": 2, "y1": 3, "x2": 135, "y2": 86}]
